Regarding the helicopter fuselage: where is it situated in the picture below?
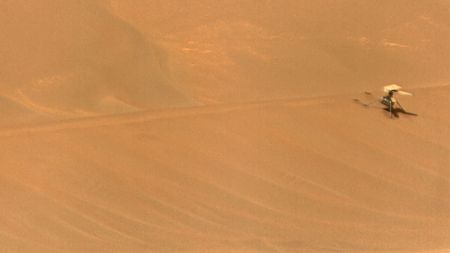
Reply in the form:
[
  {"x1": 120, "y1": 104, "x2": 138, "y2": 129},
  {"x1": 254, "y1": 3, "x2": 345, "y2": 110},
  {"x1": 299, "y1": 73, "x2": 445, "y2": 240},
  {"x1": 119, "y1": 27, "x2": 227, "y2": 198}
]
[
  {"x1": 381, "y1": 90, "x2": 397, "y2": 108},
  {"x1": 381, "y1": 96, "x2": 395, "y2": 107}
]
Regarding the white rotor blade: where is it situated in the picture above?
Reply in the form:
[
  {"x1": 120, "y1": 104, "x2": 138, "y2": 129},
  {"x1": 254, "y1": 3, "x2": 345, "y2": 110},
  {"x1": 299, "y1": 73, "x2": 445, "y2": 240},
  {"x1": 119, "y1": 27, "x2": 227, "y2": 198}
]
[
  {"x1": 398, "y1": 90, "x2": 413, "y2": 96},
  {"x1": 384, "y1": 84, "x2": 402, "y2": 93}
]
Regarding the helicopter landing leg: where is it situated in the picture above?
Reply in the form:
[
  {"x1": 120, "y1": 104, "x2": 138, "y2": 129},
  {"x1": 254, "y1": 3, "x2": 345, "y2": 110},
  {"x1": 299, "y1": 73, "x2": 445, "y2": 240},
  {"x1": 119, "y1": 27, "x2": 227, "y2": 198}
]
[
  {"x1": 396, "y1": 100, "x2": 405, "y2": 112},
  {"x1": 389, "y1": 103, "x2": 393, "y2": 118}
]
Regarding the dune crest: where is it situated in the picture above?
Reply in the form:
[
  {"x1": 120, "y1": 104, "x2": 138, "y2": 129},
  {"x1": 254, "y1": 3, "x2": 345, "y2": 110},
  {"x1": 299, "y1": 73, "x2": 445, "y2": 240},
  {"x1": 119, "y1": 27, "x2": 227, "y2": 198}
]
[{"x1": 108, "y1": 0, "x2": 450, "y2": 103}]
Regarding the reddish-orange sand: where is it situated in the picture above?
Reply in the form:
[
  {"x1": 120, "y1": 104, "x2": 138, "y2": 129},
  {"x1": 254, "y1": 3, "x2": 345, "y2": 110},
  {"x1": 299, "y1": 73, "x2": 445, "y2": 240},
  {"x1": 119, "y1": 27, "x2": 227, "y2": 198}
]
[{"x1": 1, "y1": 1, "x2": 450, "y2": 252}]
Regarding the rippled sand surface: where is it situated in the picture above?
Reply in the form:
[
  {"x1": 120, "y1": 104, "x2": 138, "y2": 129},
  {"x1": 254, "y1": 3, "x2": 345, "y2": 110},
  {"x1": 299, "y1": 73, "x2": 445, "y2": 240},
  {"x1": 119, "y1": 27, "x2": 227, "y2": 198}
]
[{"x1": 1, "y1": 1, "x2": 450, "y2": 252}]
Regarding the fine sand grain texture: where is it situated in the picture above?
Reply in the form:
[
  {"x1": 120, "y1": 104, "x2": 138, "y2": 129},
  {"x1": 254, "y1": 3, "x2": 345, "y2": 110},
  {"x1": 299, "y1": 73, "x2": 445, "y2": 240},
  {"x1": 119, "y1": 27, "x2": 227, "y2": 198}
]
[{"x1": 1, "y1": 1, "x2": 450, "y2": 252}]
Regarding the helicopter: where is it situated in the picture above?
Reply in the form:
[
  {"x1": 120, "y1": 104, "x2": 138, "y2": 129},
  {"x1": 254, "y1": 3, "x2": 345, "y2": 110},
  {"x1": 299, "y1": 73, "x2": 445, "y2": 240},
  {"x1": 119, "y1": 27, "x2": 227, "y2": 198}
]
[{"x1": 355, "y1": 84, "x2": 417, "y2": 118}]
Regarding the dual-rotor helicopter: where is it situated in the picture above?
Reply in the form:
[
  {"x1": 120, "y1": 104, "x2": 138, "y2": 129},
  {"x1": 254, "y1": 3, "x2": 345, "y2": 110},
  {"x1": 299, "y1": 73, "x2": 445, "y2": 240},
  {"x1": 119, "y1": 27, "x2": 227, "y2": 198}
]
[{"x1": 355, "y1": 84, "x2": 417, "y2": 118}]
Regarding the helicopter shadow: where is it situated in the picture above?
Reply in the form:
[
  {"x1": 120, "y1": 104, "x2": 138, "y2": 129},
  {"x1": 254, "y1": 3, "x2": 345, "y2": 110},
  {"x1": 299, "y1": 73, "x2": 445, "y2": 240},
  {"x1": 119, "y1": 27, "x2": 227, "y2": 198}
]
[
  {"x1": 383, "y1": 108, "x2": 418, "y2": 118},
  {"x1": 353, "y1": 98, "x2": 418, "y2": 118}
]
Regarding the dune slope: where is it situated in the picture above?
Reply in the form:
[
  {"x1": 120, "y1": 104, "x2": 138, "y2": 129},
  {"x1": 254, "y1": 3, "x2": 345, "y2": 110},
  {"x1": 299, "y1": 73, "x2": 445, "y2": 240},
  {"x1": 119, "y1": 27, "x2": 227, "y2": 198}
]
[{"x1": 0, "y1": 85, "x2": 449, "y2": 253}]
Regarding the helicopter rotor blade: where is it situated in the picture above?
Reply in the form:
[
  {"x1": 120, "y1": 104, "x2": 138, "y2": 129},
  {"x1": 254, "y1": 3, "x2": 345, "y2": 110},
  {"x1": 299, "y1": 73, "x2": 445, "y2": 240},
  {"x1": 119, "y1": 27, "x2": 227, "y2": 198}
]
[
  {"x1": 398, "y1": 90, "x2": 413, "y2": 96},
  {"x1": 354, "y1": 97, "x2": 383, "y2": 108}
]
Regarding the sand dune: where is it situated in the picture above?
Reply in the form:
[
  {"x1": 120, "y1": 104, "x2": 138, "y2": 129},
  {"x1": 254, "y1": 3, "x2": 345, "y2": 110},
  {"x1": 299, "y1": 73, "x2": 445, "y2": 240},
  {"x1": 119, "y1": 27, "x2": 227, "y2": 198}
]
[{"x1": 1, "y1": 1, "x2": 450, "y2": 252}]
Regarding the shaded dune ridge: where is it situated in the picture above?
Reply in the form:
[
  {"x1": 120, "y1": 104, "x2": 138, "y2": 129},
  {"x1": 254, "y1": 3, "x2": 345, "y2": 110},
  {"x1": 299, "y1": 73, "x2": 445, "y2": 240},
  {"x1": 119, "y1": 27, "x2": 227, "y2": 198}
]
[{"x1": 0, "y1": 0, "x2": 189, "y2": 119}]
